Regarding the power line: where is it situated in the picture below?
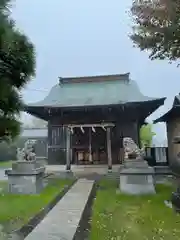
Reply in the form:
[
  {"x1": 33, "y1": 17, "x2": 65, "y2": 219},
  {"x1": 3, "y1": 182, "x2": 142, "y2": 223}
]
[{"x1": 22, "y1": 88, "x2": 49, "y2": 92}]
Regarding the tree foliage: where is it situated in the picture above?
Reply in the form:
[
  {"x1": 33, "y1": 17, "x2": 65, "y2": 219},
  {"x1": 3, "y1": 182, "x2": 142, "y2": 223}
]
[
  {"x1": 140, "y1": 124, "x2": 156, "y2": 147},
  {"x1": 0, "y1": 0, "x2": 35, "y2": 141},
  {"x1": 130, "y1": 0, "x2": 180, "y2": 62}
]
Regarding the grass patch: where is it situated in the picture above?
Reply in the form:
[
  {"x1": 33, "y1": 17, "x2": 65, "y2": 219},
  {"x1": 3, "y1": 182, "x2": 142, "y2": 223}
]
[
  {"x1": 0, "y1": 161, "x2": 13, "y2": 168},
  {"x1": 0, "y1": 181, "x2": 7, "y2": 193},
  {"x1": 90, "y1": 179, "x2": 180, "y2": 240},
  {"x1": 0, "y1": 178, "x2": 73, "y2": 232}
]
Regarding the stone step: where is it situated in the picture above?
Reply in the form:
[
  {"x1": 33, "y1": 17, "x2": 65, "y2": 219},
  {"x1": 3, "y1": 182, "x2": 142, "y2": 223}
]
[{"x1": 25, "y1": 178, "x2": 94, "y2": 240}]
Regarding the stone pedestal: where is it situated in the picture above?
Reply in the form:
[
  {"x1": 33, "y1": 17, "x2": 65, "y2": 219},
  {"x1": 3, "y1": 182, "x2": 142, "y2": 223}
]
[
  {"x1": 120, "y1": 159, "x2": 156, "y2": 195},
  {"x1": 124, "y1": 159, "x2": 148, "y2": 168},
  {"x1": 5, "y1": 161, "x2": 46, "y2": 194}
]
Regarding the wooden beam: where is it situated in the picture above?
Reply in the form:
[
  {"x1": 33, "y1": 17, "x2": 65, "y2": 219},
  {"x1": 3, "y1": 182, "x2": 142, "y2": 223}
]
[{"x1": 107, "y1": 127, "x2": 112, "y2": 171}]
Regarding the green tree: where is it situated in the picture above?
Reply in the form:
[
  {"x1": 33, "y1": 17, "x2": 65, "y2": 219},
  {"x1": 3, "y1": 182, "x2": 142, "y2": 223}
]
[
  {"x1": 130, "y1": 0, "x2": 180, "y2": 62},
  {"x1": 0, "y1": 0, "x2": 35, "y2": 141},
  {"x1": 140, "y1": 124, "x2": 156, "y2": 147}
]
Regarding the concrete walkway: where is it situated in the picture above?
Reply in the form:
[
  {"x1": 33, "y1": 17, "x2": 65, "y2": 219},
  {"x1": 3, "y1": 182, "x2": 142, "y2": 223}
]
[
  {"x1": 46, "y1": 164, "x2": 121, "y2": 176},
  {"x1": 0, "y1": 165, "x2": 121, "y2": 181},
  {"x1": 25, "y1": 179, "x2": 94, "y2": 240}
]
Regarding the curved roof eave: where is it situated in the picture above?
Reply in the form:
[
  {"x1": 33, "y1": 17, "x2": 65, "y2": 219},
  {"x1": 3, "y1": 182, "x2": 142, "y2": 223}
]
[
  {"x1": 24, "y1": 78, "x2": 166, "y2": 107},
  {"x1": 153, "y1": 105, "x2": 180, "y2": 124},
  {"x1": 153, "y1": 111, "x2": 171, "y2": 124},
  {"x1": 24, "y1": 97, "x2": 166, "y2": 110}
]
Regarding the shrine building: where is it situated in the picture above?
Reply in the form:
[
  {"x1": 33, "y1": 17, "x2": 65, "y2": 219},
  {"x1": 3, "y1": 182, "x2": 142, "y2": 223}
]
[{"x1": 24, "y1": 73, "x2": 165, "y2": 170}]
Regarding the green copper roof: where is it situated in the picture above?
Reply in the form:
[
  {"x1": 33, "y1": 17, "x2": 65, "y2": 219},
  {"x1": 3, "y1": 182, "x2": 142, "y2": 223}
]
[
  {"x1": 26, "y1": 74, "x2": 165, "y2": 108},
  {"x1": 154, "y1": 94, "x2": 180, "y2": 123}
]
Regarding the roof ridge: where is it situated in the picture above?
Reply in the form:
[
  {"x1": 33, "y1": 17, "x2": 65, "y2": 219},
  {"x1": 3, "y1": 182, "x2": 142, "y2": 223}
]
[{"x1": 58, "y1": 72, "x2": 130, "y2": 84}]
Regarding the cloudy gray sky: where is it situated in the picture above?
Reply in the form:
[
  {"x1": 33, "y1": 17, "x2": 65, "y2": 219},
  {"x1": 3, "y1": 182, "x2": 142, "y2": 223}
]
[{"x1": 11, "y1": 0, "x2": 180, "y2": 142}]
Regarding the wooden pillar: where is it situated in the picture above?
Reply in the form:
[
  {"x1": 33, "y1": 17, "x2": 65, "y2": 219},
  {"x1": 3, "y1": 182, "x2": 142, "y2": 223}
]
[
  {"x1": 137, "y1": 122, "x2": 141, "y2": 148},
  {"x1": 119, "y1": 135, "x2": 124, "y2": 164},
  {"x1": 66, "y1": 127, "x2": 71, "y2": 171},
  {"x1": 107, "y1": 127, "x2": 112, "y2": 171},
  {"x1": 89, "y1": 127, "x2": 92, "y2": 163}
]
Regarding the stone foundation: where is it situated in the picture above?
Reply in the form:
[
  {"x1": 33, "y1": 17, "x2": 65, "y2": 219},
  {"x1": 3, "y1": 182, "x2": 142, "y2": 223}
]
[
  {"x1": 124, "y1": 159, "x2": 149, "y2": 168},
  {"x1": 7, "y1": 173, "x2": 44, "y2": 194},
  {"x1": 119, "y1": 159, "x2": 156, "y2": 195},
  {"x1": 120, "y1": 167, "x2": 155, "y2": 194},
  {"x1": 5, "y1": 161, "x2": 46, "y2": 194}
]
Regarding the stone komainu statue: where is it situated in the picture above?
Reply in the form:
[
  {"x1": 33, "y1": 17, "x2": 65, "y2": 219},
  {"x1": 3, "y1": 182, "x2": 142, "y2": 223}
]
[
  {"x1": 17, "y1": 140, "x2": 36, "y2": 161},
  {"x1": 123, "y1": 137, "x2": 145, "y2": 159}
]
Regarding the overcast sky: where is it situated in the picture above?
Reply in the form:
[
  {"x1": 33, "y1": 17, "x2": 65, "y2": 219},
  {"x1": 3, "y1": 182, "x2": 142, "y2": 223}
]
[{"x1": 11, "y1": 0, "x2": 180, "y2": 142}]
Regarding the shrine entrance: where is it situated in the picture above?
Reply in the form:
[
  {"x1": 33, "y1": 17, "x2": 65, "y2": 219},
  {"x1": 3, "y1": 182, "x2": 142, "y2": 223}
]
[
  {"x1": 72, "y1": 127, "x2": 106, "y2": 165},
  {"x1": 65, "y1": 123, "x2": 114, "y2": 170}
]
